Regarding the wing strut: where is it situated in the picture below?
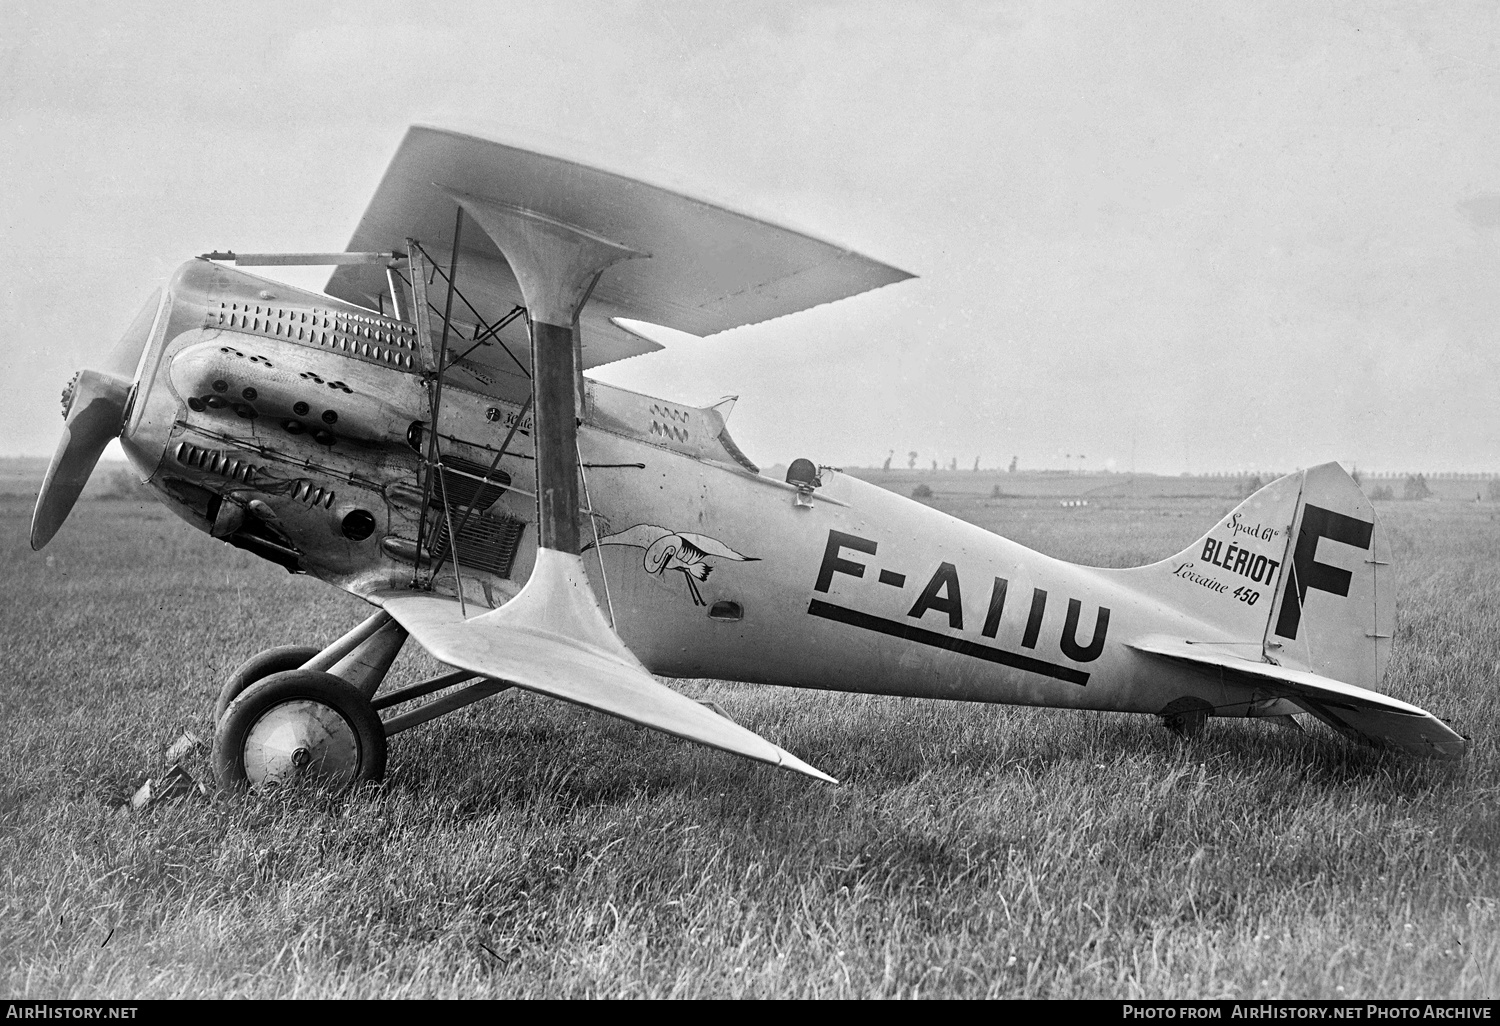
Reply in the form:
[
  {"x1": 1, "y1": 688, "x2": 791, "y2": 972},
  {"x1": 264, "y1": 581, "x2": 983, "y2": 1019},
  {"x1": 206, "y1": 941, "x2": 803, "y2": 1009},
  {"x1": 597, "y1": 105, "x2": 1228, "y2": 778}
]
[
  {"x1": 385, "y1": 187, "x2": 836, "y2": 783},
  {"x1": 443, "y1": 192, "x2": 644, "y2": 552}
]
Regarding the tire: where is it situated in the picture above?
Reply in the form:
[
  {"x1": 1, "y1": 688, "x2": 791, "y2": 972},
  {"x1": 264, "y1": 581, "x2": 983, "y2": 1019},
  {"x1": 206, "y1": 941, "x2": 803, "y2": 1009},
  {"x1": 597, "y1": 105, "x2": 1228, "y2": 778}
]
[
  {"x1": 214, "y1": 645, "x2": 321, "y2": 724},
  {"x1": 1162, "y1": 709, "x2": 1208, "y2": 737},
  {"x1": 1158, "y1": 697, "x2": 1212, "y2": 739},
  {"x1": 214, "y1": 669, "x2": 387, "y2": 793}
]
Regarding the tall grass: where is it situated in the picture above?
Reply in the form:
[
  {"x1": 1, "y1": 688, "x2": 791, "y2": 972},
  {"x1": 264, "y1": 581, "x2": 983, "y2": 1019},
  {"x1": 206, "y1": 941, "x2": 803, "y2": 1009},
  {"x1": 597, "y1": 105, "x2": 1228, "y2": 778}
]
[{"x1": 1, "y1": 495, "x2": 1496, "y2": 997}]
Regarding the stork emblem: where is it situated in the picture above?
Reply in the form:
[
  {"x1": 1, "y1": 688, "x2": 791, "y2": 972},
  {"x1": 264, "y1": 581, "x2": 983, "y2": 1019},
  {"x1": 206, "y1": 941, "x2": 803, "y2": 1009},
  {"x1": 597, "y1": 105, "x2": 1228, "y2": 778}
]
[{"x1": 586, "y1": 524, "x2": 758, "y2": 605}]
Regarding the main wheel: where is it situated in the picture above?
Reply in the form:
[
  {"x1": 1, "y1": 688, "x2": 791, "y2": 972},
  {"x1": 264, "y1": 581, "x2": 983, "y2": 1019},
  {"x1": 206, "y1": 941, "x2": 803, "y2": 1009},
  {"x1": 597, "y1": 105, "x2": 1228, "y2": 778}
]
[
  {"x1": 215, "y1": 645, "x2": 322, "y2": 724},
  {"x1": 214, "y1": 669, "x2": 386, "y2": 792}
]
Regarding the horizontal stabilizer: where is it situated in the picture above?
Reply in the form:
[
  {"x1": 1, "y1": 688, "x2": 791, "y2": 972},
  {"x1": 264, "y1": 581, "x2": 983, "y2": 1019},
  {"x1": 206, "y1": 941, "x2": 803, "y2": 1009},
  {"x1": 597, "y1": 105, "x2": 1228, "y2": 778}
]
[
  {"x1": 1130, "y1": 635, "x2": 1466, "y2": 759},
  {"x1": 374, "y1": 551, "x2": 834, "y2": 783}
]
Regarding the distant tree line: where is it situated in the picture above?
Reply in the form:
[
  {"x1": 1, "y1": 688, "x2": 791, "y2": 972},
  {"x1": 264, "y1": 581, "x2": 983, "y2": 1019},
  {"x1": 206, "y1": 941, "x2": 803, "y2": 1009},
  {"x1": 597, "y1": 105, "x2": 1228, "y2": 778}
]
[{"x1": 1366, "y1": 475, "x2": 1432, "y2": 501}]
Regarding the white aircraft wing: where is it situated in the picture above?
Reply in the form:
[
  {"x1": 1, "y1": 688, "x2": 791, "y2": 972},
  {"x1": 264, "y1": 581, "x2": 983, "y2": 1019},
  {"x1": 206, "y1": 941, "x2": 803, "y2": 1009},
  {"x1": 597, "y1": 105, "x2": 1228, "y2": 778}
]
[
  {"x1": 1129, "y1": 635, "x2": 1466, "y2": 759},
  {"x1": 325, "y1": 125, "x2": 914, "y2": 375},
  {"x1": 373, "y1": 588, "x2": 836, "y2": 783}
]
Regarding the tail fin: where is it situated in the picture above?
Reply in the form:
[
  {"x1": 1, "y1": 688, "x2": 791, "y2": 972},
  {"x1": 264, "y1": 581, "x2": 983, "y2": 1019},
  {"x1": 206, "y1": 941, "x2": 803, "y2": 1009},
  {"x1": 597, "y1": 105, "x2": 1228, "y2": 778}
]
[{"x1": 1121, "y1": 463, "x2": 1392, "y2": 690}]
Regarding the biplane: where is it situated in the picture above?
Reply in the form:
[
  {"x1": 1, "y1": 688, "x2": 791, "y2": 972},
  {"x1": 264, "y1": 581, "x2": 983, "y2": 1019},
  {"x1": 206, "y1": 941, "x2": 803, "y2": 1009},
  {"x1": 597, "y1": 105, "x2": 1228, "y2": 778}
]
[{"x1": 31, "y1": 126, "x2": 1466, "y2": 790}]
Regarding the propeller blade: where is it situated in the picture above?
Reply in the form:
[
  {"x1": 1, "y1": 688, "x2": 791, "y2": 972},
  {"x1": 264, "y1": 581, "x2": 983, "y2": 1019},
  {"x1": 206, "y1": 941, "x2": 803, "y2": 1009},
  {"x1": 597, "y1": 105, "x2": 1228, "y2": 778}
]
[{"x1": 30, "y1": 369, "x2": 133, "y2": 550}]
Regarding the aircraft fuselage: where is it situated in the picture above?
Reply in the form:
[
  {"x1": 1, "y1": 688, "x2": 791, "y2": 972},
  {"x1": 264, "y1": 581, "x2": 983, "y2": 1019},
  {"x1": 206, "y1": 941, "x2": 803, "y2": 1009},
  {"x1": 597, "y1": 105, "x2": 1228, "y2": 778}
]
[{"x1": 120, "y1": 259, "x2": 1288, "y2": 726}]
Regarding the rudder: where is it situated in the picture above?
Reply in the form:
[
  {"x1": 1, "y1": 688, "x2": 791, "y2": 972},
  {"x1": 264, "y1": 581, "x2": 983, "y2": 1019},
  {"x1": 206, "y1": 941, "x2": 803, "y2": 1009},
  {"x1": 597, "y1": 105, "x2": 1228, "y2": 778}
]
[{"x1": 1265, "y1": 463, "x2": 1392, "y2": 690}]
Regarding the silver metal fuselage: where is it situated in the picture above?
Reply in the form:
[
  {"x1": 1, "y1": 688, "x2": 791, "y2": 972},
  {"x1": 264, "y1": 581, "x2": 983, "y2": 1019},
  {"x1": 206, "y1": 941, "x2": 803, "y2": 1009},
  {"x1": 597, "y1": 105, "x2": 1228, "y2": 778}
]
[{"x1": 121, "y1": 259, "x2": 1276, "y2": 723}]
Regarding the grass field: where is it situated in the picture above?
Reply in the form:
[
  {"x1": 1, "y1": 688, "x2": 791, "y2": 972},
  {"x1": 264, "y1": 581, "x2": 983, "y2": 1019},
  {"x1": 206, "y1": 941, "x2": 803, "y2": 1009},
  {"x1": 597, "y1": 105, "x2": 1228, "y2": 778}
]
[{"x1": 1, "y1": 481, "x2": 1498, "y2": 998}]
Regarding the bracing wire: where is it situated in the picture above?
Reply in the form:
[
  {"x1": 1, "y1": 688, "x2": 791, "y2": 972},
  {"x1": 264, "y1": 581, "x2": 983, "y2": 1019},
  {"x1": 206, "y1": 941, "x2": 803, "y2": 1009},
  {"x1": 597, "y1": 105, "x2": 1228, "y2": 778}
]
[{"x1": 578, "y1": 443, "x2": 616, "y2": 630}]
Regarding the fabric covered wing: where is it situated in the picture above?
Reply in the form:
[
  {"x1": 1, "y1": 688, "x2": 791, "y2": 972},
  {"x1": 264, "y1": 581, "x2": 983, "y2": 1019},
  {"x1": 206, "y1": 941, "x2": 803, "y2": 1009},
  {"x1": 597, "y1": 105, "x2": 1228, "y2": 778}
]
[
  {"x1": 1130, "y1": 635, "x2": 1466, "y2": 759},
  {"x1": 325, "y1": 125, "x2": 914, "y2": 374}
]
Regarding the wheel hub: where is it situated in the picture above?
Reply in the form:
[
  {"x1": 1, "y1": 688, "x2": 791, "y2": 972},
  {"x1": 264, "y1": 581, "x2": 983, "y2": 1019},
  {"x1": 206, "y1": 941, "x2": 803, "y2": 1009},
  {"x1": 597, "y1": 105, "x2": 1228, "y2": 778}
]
[{"x1": 242, "y1": 699, "x2": 360, "y2": 789}]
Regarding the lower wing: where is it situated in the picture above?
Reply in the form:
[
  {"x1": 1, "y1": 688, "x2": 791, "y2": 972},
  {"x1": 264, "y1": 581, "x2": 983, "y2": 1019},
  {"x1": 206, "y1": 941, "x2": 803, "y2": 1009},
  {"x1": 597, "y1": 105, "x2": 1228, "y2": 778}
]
[
  {"x1": 1129, "y1": 635, "x2": 1467, "y2": 759},
  {"x1": 373, "y1": 587, "x2": 836, "y2": 783}
]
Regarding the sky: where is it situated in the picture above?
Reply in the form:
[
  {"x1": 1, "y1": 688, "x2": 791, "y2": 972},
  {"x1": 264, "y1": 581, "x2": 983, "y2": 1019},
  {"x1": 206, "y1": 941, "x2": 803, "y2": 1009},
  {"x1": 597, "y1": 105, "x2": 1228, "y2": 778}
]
[{"x1": 3, "y1": 0, "x2": 1497, "y2": 475}]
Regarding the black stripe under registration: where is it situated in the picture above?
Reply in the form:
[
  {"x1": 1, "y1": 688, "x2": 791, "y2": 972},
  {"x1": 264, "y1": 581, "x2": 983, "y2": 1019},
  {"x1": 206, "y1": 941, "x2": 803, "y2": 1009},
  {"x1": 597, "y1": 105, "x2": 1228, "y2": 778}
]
[{"x1": 806, "y1": 598, "x2": 1090, "y2": 687}]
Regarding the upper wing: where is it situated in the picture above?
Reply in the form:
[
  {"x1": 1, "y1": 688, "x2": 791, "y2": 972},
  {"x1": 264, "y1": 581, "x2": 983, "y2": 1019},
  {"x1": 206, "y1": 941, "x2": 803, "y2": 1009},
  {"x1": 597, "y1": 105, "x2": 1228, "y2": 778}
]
[
  {"x1": 325, "y1": 125, "x2": 914, "y2": 375},
  {"x1": 374, "y1": 587, "x2": 836, "y2": 783},
  {"x1": 1129, "y1": 635, "x2": 1466, "y2": 759}
]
